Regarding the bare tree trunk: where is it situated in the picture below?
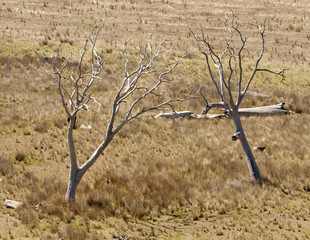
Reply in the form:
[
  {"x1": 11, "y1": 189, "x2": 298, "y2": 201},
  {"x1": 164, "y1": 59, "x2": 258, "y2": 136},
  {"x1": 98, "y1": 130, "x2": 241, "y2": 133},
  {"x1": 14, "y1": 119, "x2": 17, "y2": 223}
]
[
  {"x1": 231, "y1": 111, "x2": 261, "y2": 181},
  {"x1": 66, "y1": 170, "x2": 80, "y2": 202},
  {"x1": 65, "y1": 117, "x2": 81, "y2": 202}
]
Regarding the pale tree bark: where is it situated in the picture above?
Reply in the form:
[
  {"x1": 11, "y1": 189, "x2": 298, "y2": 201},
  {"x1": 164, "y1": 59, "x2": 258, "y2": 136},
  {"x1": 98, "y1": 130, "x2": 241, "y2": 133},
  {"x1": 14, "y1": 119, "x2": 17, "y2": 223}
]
[
  {"x1": 231, "y1": 110, "x2": 261, "y2": 179},
  {"x1": 192, "y1": 16, "x2": 289, "y2": 181},
  {"x1": 47, "y1": 28, "x2": 186, "y2": 202}
]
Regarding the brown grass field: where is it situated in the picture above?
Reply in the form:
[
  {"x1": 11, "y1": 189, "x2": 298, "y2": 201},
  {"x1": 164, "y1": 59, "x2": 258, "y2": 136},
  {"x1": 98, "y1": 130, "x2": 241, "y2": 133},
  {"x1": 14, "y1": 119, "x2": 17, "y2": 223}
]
[{"x1": 1, "y1": 0, "x2": 310, "y2": 239}]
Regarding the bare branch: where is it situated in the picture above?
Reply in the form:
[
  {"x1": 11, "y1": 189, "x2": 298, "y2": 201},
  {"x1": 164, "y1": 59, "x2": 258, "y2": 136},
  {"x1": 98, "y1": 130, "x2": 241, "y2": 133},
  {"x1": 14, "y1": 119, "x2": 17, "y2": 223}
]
[
  {"x1": 47, "y1": 27, "x2": 104, "y2": 120},
  {"x1": 231, "y1": 20, "x2": 246, "y2": 102},
  {"x1": 124, "y1": 54, "x2": 187, "y2": 122},
  {"x1": 80, "y1": 28, "x2": 103, "y2": 103},
  {"x1": 123, "y1": 37, "x2": 133, "y2": 84},
  {"x1": 199, "y1": 88, "x2": 209, "y2": 106},
  {"x1": 238, "y1": 22, "x2": 267, "y2": 105},
  {"x1": 0, "y1": 98, "x2": 22, "y2": 105},
  {"x1": 192, "y1": 26, "x2": 235, "y2": 107},
  {"x1": 77, "y1": 40, "x2": 186, "y2": 188},
  {"x1": 193, "y1": 16, "x2": 289, "y2": 115},
  {"x1": 201, "y1": 101, "x2": 226, "y2": 115},
  {"x1": 201, "y1": 52, "x2": 223, "y2": 100},
  {"x1": 256, "y1": 66, "x2": 290, "y2": 76}
]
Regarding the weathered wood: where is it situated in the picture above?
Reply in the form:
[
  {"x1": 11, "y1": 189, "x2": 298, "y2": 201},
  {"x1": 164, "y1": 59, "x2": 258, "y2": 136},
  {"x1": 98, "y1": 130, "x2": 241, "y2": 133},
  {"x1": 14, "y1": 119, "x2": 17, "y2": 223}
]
[
  {"x1": 156, "y1": 102, "x2": 289, "y2": 120},
  {"x1": 238, "y1": 102, "x2": 289, "y2": 116},
  {"x1": 154, "y1": 111, "x2": 193, "y2": 119},
  {"x1": 232, "y1": 112, "x2": 261, "y2": 180},
  {"x1": 190, "y1": 113, "x2": 227, "y2": 119},
  {"x1": 4, "y1": 199, "x2": 22, "y2": 209},
  {"x1": 155, "y1": 112, "x2": 226, "y2": 119}
]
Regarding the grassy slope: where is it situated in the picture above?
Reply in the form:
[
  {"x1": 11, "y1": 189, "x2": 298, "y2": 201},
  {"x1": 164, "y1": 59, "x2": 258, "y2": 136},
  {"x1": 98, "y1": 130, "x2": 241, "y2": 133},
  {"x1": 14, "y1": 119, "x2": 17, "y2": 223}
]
[{"x1": 1, "y1": 0, "x2": 310, "y2": 239}]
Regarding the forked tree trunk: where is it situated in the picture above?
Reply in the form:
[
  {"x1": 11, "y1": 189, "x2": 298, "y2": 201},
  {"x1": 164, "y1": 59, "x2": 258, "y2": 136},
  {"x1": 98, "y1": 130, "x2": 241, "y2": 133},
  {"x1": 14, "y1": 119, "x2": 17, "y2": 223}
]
[
  {"x1": 65, "y1": 116, "x2": 113, "y2": 202},
  {"x1": 231, "y1": 111, "x2": 261, "y2": 181}
]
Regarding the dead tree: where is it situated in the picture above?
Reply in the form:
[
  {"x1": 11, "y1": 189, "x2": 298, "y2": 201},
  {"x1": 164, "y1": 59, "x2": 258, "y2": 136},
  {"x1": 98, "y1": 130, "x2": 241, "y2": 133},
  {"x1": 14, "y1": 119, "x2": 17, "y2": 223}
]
[
  {"x1": 48, "y1": 28, "x2": 185, "y2": 202},
  {"x1": 191, "y1": 18, "x2": 288, "y2": 181}
]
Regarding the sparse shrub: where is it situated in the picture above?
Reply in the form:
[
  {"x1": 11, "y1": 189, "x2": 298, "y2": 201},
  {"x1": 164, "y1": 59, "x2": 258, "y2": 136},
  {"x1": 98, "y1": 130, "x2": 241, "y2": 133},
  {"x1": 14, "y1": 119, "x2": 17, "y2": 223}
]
[
  {"x1": 16, "y1": 204, "x2": 39, "y2": 228},
  {"x1": 91, "y1": 233, "x2": 101, "y2": 240},
  {"x1": 26, "y1": 189, "x2": 47, "y2": 205},
  {"x1": 41, "y1": 39, "x2": 48, "y2": 46},
  {"x1": 45, "y1": 204, "x2": 64, "y2": 219},
  {"x1": 0, "y1": 55, "x2": 10, "y2": 66},
  {"x1": 105, "y1": 68, "x2": 112, "y2": 74},
  {"x1": 15, "y1": 151, "x2": 26, "y2": 162},
  {"x1": 288, "y1": 91, "x2": 310, "y2": 114},
  {"x1": 65, "y1": 225, "x2": 87, "y2": 240},
  {"x1": 34, "y1": 121, "x2": 49, "y2": 133},
  {"x1": 86, "y1": 192, "x2": 115, "y2": 217},
  {"x1": 54, "y1": 118, "x2": 66, "y2": 129},
  {"x1": 23, "y1": 171, "x2": 39, "y2": 185},
  {"x1": 106, "y1": 48, "x2": 113, "y2": 54},
  {"x1": 24, "y1": 176, "x2": 67, "y2": 219},
  {"x1": 40, "y1": 233, "x2": 54, "y2": 240},
  {"x1": 0, "y1": 156, "x2": 14, "y2": 175},
  {"x1": 50, "y1": 222, "x2": 59, "y2": 234},
  {"x1": 59, "y1": 38, "x2": 73, "y2": 45},
  {"x1": 129, "y1": 200, "x2": 151, "y2": 219}
]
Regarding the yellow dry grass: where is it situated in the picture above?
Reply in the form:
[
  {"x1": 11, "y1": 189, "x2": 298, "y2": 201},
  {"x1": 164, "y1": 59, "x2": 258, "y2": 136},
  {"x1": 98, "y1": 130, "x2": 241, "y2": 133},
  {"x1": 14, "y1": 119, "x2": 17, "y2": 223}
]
[{"x1": 0, "y1": 0, "x2": 310, "y2": 239}]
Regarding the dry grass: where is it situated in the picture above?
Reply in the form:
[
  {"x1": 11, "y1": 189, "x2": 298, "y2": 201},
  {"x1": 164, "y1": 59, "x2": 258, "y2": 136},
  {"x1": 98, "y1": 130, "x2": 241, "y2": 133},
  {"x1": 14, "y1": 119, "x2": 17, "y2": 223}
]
[
  {"x1": 0, "y1": 156, "x2": 14, "y2": 176},
  {"x1": 1, "y1": 0, "x2": 310, "y2": 239}
]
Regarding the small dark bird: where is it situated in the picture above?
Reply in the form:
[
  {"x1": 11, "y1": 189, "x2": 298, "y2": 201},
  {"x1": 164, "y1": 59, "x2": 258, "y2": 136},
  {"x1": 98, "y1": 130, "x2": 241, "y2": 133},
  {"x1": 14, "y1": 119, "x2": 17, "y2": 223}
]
[
  {"x1": 231, "y1": 131, "x2": 241, "y2": 141},
  {"x1": 67, "y1": 116, "x2": 77, "y2": 129},
  {"x1": 279, "y1": 102, "x2": 285, "y2": 109},
  {"x1": 43, "y1": 57, "x2": 49, "y2": 63},
  {"x1": 253, "y1": 146, "x2": 265, "y2": 152}
]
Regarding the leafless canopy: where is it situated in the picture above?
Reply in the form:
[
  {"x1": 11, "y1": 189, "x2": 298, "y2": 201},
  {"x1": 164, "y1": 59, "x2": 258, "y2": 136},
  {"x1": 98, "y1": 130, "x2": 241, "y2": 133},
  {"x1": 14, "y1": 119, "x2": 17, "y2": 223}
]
[
  {"x1": 191, "y1": 16, "x2": 289, "y2": 115},
  {"x1": 47, "y1": 27, "x2": 186, "y2": 201},
  {"x1": 190, "y1": 16, "x2": 290, "y2": 181},
  {"x1": 48, "y1": 28, "x2": 103, "y2": 119},
  {"x1": 49, "y1": 28, "x2": 185, "y2": 132}
]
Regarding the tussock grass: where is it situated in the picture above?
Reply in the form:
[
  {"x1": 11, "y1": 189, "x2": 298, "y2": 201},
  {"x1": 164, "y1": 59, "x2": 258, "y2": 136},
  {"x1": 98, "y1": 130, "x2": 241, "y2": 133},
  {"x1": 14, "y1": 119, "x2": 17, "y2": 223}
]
[
  {"x1": 34, "y1": 121, "x2": 49, "y2": 133},
  {"x1": 0, "y1": 156, "x2": 14, "y2": 175},
  {"x1": 1, "y1": 0, "x2": 310, "y2": 239},
  {"x1": 16, "y1": 204, "x2": 39, "y2": 228},
  {"x1": 11, "y1": 114, "x2": 309, "y2": 228},
  {"x1": 1, "y1": 53, "x2": 310, "y2": 239},
  {"x1": 15, "y1": 151, "x2": 26, "y2": 162},
  {"x1": 1, "y1": 56, "x2": 310, "y2": 237}
]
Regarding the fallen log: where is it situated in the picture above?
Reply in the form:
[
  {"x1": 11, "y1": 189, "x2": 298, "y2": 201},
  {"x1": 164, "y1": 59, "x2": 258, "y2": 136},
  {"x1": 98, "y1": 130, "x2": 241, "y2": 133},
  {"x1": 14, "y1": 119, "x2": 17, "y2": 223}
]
[
  {"x1": 238, "y1": 102, "x2": 289, "y2": 116},
  {"x1": 155, "y1": 102, "x2": 289, "y2": 119}
]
